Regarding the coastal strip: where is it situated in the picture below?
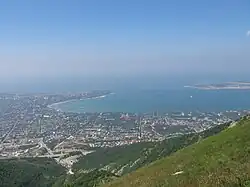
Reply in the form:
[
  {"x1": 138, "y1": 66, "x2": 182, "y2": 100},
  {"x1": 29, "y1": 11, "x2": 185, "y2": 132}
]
[
  {"x1": 48, "y1": 99, "x2": 77, "y2": 110},
  {"x1": 47, "y1": 92, "x2": 115, "y2": 111},
  {"x1": 184, "y1": 82, "x2": 250, "y2": 90}
]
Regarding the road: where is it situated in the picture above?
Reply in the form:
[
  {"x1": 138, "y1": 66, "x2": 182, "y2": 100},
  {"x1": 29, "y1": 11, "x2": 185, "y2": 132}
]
[
  {"x1": 38, "y1": 139, "x2": 64, "y2": 165},
  {"x1": 0, "y1": 154, "x2": 66, "y2": 159},
  {"x1": 38, "y1": 139, "x2": 54, "y2": 155},
  {"x1": 1, "y1": 121, "x2": 19, "y2": 144}
]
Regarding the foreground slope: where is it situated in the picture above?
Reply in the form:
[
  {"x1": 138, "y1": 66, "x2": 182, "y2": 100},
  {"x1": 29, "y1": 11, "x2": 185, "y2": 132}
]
[{"x1": 105, "y1": 117, "x2": 250, "y2": 187}]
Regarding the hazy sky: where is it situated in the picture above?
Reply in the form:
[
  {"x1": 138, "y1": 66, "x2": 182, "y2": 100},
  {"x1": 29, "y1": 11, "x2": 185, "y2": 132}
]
[{"x1": 0, "y1": 0, "x2": 250, "y2": 81}]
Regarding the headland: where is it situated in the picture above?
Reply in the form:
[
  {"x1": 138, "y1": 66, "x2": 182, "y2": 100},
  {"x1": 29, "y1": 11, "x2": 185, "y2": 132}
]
[{"x1": 185, "y1": 81, "x2": 250, "y2": 90}]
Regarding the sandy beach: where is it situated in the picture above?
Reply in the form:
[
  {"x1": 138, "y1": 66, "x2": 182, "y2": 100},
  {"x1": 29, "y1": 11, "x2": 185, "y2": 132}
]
[{"x1": 47, "y1": 93, "x2": 114, "y2": 110}]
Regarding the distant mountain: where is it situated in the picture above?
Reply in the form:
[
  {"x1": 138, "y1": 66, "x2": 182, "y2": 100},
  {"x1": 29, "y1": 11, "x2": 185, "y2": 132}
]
[{"x1": 104, "y1": 116, "x2": 250, "y2": 187}]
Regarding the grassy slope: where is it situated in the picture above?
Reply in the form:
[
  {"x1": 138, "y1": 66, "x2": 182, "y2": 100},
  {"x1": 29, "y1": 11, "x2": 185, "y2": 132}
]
[
  {"x1": 105, "y1": 118, "x2": 250, "y2": 187},
  {"x1": 73, "y1": 122, "x2": 231, "y2": 176},
  {"x1": 0, "y1": 158, "x2": 66, "y2": 187}
]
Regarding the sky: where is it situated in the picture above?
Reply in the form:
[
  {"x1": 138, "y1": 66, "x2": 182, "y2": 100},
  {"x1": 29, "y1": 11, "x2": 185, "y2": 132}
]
[{"x1": 0, "y1": 0, "x2": 250, "y2": 85}]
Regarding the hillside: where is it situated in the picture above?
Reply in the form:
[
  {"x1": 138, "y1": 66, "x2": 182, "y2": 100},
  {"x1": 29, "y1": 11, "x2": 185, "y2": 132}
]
[
  {"x1": 0, "y1": 120, "x2": 233, "y2": 187},
  {"x1": 73, "y1": 121, "x2": 231, "y2": 176},
  {"x1": 0, "y1": 158, "x2": 66, "y2": 187},
  {"x1": 53, "y1": 169, "x2": 118, "y2": 187},
  {"x1": 104, "y1": 117, "x2": 250, "y2": 187}
]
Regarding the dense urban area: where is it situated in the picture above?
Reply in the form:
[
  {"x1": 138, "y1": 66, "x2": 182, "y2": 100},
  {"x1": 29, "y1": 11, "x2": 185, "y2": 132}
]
[{"x1": 0, "y1": 91, "x2": 249, "y2": 170}]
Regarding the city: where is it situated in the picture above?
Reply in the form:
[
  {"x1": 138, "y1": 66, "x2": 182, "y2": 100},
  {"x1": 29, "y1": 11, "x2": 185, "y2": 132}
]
[{"x1": 0, "y1": 91, "x2": 249, "y2": 169}]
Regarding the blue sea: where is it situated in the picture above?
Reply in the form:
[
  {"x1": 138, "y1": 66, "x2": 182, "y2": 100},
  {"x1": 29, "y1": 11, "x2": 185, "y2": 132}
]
[
  {"x1": 3, "y1": 75, "x2": 250, "y2": 113},
  {"x1": 53, "y1": 89, "x2": 250, "y2": 113}
]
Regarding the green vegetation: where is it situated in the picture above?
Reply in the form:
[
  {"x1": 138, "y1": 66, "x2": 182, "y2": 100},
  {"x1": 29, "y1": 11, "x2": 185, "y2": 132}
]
[
  {"x1": 60, "y1": 151, "x2": 83, "y2": 160},
  {"x1": 53, "y1": 170, "x2": 118, "y2": 187},
  {"x1": 73, "y1": 122, "x2": 231, "y2": 175},
  {"x1": 104, "y1": 117, "x2": 250, "y2": 187},
  {"x1": 0, "y1": 158, "x2": 66, "y2": 187}
]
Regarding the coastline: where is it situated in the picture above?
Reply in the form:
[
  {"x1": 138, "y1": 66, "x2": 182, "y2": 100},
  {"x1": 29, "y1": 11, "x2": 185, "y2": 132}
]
[
  {"x1": 47, "y1": 99, "x2": 77, "y2": 111},
  {"x1": 184, "y1": 86, "x2": 250, "y2": 90},
  {"x1": 45, "y1": 90, "x2": 250, "y2": 113},
  {"x1": 184, "y1": 81, "x2": 250, "y2": 90},
  {"x1": 47, "y1": 93, "x2": 114, "y2": 111}
]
